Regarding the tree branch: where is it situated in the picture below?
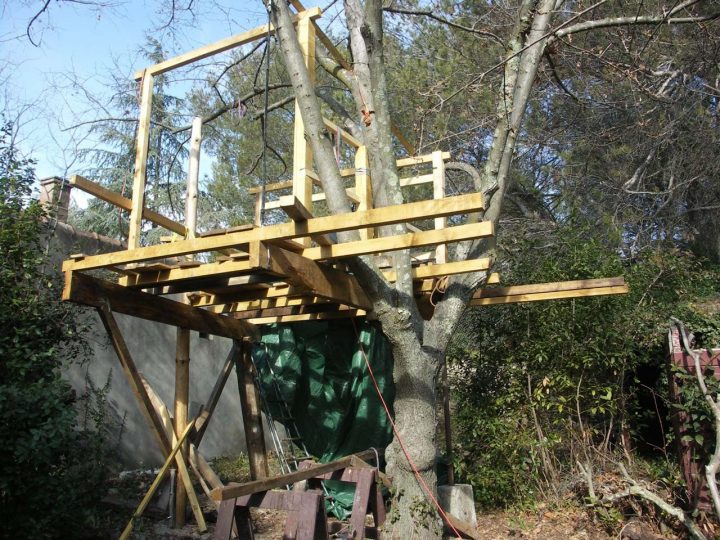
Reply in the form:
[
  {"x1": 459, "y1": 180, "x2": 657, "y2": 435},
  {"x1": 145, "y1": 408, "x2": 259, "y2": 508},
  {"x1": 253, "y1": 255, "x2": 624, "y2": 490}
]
[{"x1": 383, "y1": 5, "x2": 505, "y2": 46}]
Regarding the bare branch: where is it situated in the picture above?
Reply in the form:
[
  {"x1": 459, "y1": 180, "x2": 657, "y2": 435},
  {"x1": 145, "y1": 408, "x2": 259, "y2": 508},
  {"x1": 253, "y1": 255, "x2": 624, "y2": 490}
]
[{"x1": 383, "y1": 5, "x2": 505, "y2": 46}]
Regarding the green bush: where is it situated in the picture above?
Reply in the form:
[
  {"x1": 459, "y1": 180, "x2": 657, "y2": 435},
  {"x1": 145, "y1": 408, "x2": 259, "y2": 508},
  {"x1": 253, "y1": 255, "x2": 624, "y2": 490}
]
[
  {"x1": 449, "y1": 225, "x2": 720, "y2": 509},
  {"x1": 0, "y1": 122, "x2": 110, "y2": 538}
]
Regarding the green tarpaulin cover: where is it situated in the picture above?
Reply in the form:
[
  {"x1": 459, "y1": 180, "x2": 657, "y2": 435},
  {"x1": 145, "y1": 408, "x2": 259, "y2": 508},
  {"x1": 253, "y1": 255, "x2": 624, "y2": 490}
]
[{"x1": 252, "y1": 319, "x2": 394, "y2": 518}]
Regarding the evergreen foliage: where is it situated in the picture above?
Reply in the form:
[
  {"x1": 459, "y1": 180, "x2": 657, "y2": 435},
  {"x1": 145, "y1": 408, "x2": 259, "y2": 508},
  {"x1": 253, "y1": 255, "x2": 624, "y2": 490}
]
[
  {"x1": 449, "y1": 224, "x2": 720, "y2": 508},
  {"x1": 0, "y1": 122, "x2": 110, "y2": 538}
]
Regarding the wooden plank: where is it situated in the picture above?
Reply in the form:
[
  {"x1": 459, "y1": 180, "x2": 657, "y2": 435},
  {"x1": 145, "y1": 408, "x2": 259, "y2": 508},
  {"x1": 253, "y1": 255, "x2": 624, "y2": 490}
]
[
  {"x1": 210, "y1": 450, "x2": 375, "y2": 501},
  {"x1": 487, "y1": 272, "x2": 501, "y2": 284},
  {"x1": 391, "y1": 123, "x2": 415, "y2": 155},
  {"x1": 292, "y1": 12, "x2": 316, "y2": 248},
  {"x1": 262, "y1": 188, "x2": 359, "y2": 209},
  {"x1": 323, "y1": 117, "x2": 361, "y2": 148},
  {"x1": 355, "y1": 146, "x2": 373, "y2": 240},
  {"x1": 140, "y1": 375, "x2": 206, "y2": 531},
  {"x1": 65, "y1": 272, "x2": 258, "y2": 340},
  {"x1": 208, "y1": 296, "x2": 325, "y2": 314},
  {"x1": 174, "y1": 327, "x2": 190, "y2": 527},
  {"x1": 185, "y1": 117, "x2": 202, "y2": 240},
  {"x1": 190, "y1": 285, "x2": 308, "y2": 308},
  {"x1": 258, "y1": 244, "x2": 372, "y2": 309},
  {"x1": 63, "y1": 192, "x2": 486, "y2": 271},
  {"x1": 120, "y1": 257, "x2": 255, "y2": 288},
  {"x1": 396, "y1": 152, "x2": 450, "y2": 168},
  {"x1": 119, "y1": 421, "x2": 197, "y2": 540},
  {"x1": 247, "y1": 308, "x2": 362, "y2": 324},
  {"x1": 128, "y1": 71, "x2": 154, "y2": 249},
  {"x1": 236, "y1": 345, "x2": 270, "y2": 480},
  {"x1": 279, "y1": 196, "x2": 334, "y2": 246},
  {"x1": 70, "y1": 175, "x2": 187, "y2": 236},
  {"x1": 474, "y1": 277, "x2": 626, "y2": 298},
  {"x1": 249, "y1": 152, "x2": 446, "y2": 193},
  {"x1": 302, "y1": 221, "x2": 494, "y2": 261},
  {"x1": 383, "y1": 257, "x2": 493, "y2": 282},
  {"x1": 470, "y1": 284, "x2": 629, "y2": 305},
  {"x1": 433, "y1": 151, "x2": 447, "y2": 264},
  {"x1": 133, "y1": 8, "x2": 322, "y2": 80},
  {"x1": 233, "y1": 302, "x2": 344, "y2": 320},
  {"x1": 194, "y1": 342, "x2": 241, "y2": 445},
  {"x1": 97, "y1": 306, "x2": 172, "y2": 455}
]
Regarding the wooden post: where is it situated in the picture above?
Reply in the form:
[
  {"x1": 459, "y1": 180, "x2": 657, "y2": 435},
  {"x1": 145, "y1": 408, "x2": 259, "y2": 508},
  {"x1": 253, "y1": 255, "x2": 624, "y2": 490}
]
[
  {"x1": 175, "y1": 117, "x2": 202, "y2": 526},
  {"x1": 354, "y1": 146, "x2": 373, "y2": 240},
  {"x1": 185, "y1": 117, "x2": 202, "y2": 241},
  {"x1": 236, "y1": 342, "x2": 269, "y2": 479},
  {"x1": 128, "y1": 70, "x2": 154, "y2": 248},
  {"x1": 442, "y1": 363, "x2": 454, "y2": 485},
  {"x1": 432, "y1": 150, "x2": 447, "y2": 264},
  {"x1": 292, "y1": 13, "x2": 316, "y2": 246}
]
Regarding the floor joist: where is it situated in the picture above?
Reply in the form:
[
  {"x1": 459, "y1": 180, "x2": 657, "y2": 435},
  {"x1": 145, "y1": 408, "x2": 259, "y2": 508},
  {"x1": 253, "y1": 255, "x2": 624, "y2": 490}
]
[
  {"x1": 64, "y1": 272, "x2": 258, "y2": 340},
  {"x1": 62, "y1": 192, "x2": 485, "y2": 272}
]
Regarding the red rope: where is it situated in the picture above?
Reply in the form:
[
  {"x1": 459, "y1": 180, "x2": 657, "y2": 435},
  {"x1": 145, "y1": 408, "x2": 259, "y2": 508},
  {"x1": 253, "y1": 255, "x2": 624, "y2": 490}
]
[{"x1": 351, "y1": 319, "x2": 462, "y2": 538}]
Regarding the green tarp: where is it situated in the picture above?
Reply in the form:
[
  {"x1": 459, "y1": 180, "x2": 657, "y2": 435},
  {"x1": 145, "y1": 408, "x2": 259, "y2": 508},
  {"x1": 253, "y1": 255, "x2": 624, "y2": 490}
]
[{"x1": 251, "y1": 319, "x2": 394, "y2": 518}]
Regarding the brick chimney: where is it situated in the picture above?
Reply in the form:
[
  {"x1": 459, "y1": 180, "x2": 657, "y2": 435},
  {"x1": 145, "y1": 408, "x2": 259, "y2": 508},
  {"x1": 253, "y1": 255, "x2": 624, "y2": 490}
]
[{"x1": 39, "y1": 177, "x2": 71, "y2": 223}]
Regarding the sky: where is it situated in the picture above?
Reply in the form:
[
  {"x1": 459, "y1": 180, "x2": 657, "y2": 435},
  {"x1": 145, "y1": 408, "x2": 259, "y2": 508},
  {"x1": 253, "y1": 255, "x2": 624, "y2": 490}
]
[{"x1": 1, "y1": 0, "x2": 272, "y2": 186}]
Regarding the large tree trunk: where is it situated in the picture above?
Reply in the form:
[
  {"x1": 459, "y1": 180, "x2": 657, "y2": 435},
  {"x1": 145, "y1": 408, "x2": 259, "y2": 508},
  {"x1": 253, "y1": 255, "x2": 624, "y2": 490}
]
[{"x1": 382, "y1": 322, "x2": 442, "y2": 538}]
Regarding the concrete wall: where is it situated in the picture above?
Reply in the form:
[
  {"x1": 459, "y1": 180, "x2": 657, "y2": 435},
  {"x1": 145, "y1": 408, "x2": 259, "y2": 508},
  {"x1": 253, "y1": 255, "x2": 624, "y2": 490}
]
[{"x1": 49, "y1": 220, "x2": 248, "y2": 468}]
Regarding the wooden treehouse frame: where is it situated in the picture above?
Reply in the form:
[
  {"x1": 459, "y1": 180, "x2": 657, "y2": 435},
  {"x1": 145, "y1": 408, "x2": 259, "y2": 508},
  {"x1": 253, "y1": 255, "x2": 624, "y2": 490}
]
[{"x1": 60, "y1": 2, "x2": 629, "y2": 537}]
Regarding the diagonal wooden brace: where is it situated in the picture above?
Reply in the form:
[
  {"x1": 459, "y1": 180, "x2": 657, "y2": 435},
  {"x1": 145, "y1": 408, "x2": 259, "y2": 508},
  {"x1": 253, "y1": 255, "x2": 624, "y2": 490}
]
[{"x1": 96, "y1": 304, "x2": 207, "y2": 532}]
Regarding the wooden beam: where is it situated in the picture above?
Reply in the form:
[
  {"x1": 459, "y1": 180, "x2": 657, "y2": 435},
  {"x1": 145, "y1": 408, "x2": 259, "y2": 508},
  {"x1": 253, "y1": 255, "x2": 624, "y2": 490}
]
[
  {"x1": 128, "y1": 71, "x2": 154, "y2": 248},
  {"x1": 292, "y1": 12, "x2": 317, "y2": 248},
  {"x1": 210, "y1": 451, "x2": 376, "y2": 501},
  {"x1": 234, "y1": 302, "x2": 345, "y2": 320},
  {"x1": 471, "y1": 284, "x2": 629, "y2": 305},
  {"x1": 133, "y1": 8, "x2": 322, "y2": 80},
  {"x1": 262, "y1": 188, "x2": 360, "y2": 210},
  {"x1": 433, "y1": 151, "x2": 447, "y2": 264},
  {"x1": 236, "y1": 344, "x2": 269, "y2": 480},
  {"x1": 474, "y1": 277, "x2": 626, "y2": 298},
  {"x1": 323, "y1": 117, "x2": 361, "y2": 148},
  {"x1": 355, "y1": 146, "x2": 373, "y2": 240},
  {"x1": 97, "y1": 305, "x2": 172, "y2": 455},
  {"x1": 249, "y1": 152, "x2": 448, "y2": 194},
  {"x1": 119, "y1": 258, "x2": 256, "y2": 288},
  {"x1": 258, "y1": 244, "x2": 372, "y2": 309},
  {"x1": 302, "y1": 221, "x2": 494, "y2": 261},
  {"x1": 247, "y1": 307, "x2": 362, "y2": 324},
  {"x1": 383, "y1": 257, "x2": 493, "y2": 282},
  {"x1": 279, "y1": 196, "x2": 334, "y2": 246},
  {"x1": 65, "y1": 272, "x2": 258, "y2": 340},
  {"x1": 119, "y1": 421, "x2": 197, "y2": 540},
  {"x1": 63, "y1": 192, "x2": 487, "y2": 271},
  {"x1": 193, "y1": 342, "x2": 241, "y2": 446},
  {"x1": 212, "y1": 296, "x2": 327, "y2": 314},
  {"x1": 140, "y1": 375, "x2": 207, "y2": 531},
  {"x1": 70, "y1": 175, "x2": 186, "y2": 236},
  {"x1": 396, "y1": 152, "x2": 450, "y2": 168}
]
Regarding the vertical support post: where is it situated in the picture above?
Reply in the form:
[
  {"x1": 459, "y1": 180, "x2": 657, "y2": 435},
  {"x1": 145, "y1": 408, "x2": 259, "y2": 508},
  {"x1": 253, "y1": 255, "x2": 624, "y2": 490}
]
[
  {"x1": 354, "y1": 146, "x2": 374, "y2": 240},
  {"x1": 128, "y1": 70, "x2": 154, "y2": 248},
  {"x1": 185, "y1": 116, "x2": 202, "y2": 241},
  {"x1": 432, "y1": 150, "x2": 447, "y2": 264},
  {"x1": 254, "y1": 193, "x2": 263, "y2": 227},
  {"x1": 292, "y1": 14, "x2": 316, "y2": 245},
  {"x1": 174, "y1": 328, "x2": 190, "y2": 527},
  {"x1": 236, "y1": 341, "x2": 270, "y2": 479},
  {"x1": 175, "y1": 117, "x2": 202, "y2": 526},
  {"x1": 442, "y1": 363, "x2": 455, "y2": 485}
]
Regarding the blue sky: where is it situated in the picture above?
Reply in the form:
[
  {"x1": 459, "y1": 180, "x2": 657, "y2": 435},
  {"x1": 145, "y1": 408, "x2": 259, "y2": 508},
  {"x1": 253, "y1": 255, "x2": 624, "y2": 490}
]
[{"x1": 1, "y1": 0, "x2": 269, "y2": 181}]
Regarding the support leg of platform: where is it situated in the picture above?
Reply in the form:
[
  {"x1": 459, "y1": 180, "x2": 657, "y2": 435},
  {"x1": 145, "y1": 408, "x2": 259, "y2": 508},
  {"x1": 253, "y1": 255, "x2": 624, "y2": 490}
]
[{"x1": 236, "y1": 341, "x2": 270, "y2": 479}]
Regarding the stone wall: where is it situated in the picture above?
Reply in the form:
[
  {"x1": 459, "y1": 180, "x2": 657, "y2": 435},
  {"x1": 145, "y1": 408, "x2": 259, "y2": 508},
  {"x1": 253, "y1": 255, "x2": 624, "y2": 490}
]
[{"x1": 46, "y1": 201, "x2": 248, "y2": 468}]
